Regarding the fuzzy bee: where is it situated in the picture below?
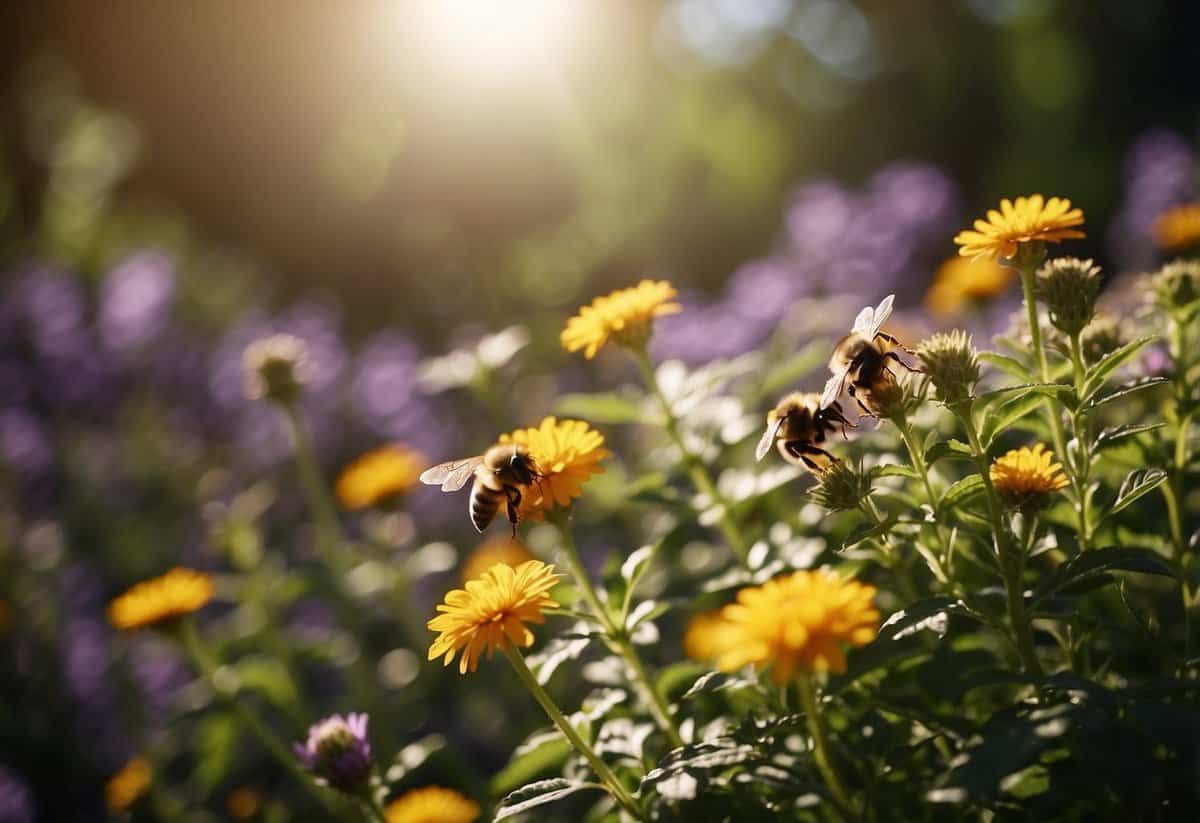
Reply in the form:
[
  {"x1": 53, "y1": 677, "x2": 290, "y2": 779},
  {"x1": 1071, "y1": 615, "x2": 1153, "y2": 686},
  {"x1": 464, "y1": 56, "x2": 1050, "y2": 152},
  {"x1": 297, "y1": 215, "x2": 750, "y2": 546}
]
[
  {"x1": 755, "y1": 392, "x2": 852, "y2": 473},
  {"x1": 821, "y1": 294, "x2": 921, "y2": 418},
  {"x1": 419, "y1": 444, "x2": 543, "y2": 537}
]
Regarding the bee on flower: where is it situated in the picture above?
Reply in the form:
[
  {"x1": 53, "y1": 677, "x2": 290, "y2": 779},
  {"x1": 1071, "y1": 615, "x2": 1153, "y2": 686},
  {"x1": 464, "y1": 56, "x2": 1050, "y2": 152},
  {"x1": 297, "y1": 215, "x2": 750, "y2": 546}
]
[
  {"x1": 822, "y1": 294, "x2": 922, "y2": 419},
  {"x1": 954, "y1": 194, "x2": 1085, "y2": 263}
]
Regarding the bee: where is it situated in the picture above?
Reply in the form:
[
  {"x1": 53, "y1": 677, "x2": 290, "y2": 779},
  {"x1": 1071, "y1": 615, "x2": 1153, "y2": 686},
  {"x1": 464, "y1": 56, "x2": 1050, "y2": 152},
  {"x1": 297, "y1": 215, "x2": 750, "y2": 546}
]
[
  {"x1": 821, "y1": 294, "x2": 921, "y2": 418},
  {"x1": 419, "y1": 444, "x2": 543, "y2": 537},
  {"x1": 755, "y1": 392, "x2": 853, "y2": 473}
]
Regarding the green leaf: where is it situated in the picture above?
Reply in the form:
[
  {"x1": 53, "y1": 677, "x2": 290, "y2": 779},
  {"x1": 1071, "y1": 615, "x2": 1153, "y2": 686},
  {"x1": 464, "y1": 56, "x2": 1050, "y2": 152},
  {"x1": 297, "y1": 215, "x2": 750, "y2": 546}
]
[
  {"x1": 231, "y1": 656, "x2": 298, "y2": 707},
  {"x1": 979, "y1": 351, "x2": 1034, "y2": 381},
  {"x1": 1108, "y1": 469, "x2": 1169, "y2": 517},
  {"x1": 940, "y1": 474, "x2": 984, "y2": 511},
  {"x1": 842, "y1": 517, "x2": 900, "y2": 551},
  {"x1": 877, "y1": 597, "x2": 961, "y2": 640},
  {"x1": 873, "y1": 463, "x2": 919, "y2": 480},
  {"x1": 620, "y1": 545, "x2": 655, "y2": 594},
  {"x1": 975, "y1": 382, "x2": 1074, "y2": 407},
  {"x1": 924, "y1": 438, "x2": 975, "y2": 466},
  {"x1": 1081, "y1": 335, "x2": 1158, "y2": 401},
  {"x1": 494, "y1": 779, "x2": 596, "y2": 820},
  {"x1": 981, "y1": 393, "x2": 1047, "y2": 447},
  {"x1": 1085, "y1": 377, "x2": 1170, "y2": 411},
  {"x1": 1033, "y1": 546, "x2": 1175, "y2": 604},
  {"x1": 1095, "y1": 422, "x2": 1167, "y2": 451},
  {"x1": 193, "y1": 713, "x2": 240, "y2": 791},
  {"x1": 385, "y1": 735, "x2": 446, "y2": 784},
  {"x1": 556, "y1": 392, "x2": 645, "y2": 424},
  {"x1": 680, "y1": 670, "x2": 758, "y2": 700},
  {"x1": 640, "y1": 740, "x2": 761, "y2": 795}
]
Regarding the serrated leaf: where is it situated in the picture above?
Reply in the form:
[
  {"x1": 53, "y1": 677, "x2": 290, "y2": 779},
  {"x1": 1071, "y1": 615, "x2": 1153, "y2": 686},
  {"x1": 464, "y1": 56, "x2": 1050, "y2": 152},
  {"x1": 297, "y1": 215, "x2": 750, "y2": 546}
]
[
  {"x1": 1095, "y1": 422, "x2": 1167, "y2": 450},
  {"x1": 842, "y1": 518, "x2": 899, "y2": 551},
  {"x1": 924, "y1": 439, "x2": 974, "y2": 466},
  {"x1": 640, "y1": 740, "x2": 761, "y2": 794},
  {"x1": 981, "y1": 392, "x2": 1047, "y2": 447},
  {"x1": 975, "y1": 382, "x2": 1074, "y2": 409},
  {"x1": 940, "y1": 475, "x2": 984, "y2": 510},
  {"x1": 873, "y1": 463, "x2": 918, "y2": 480},
  {"x1": 556, "y1": 392, "x2": 645, "y2": 424},
  {"x1": 1108, "y1": 469, "x2": 1169, "y2": 517},
  {"x1": 494, "y1": 779, "x2": 596, "y2": 820},
  {"x1": 1085, "y1": 376, "x2": 1170, "y2": 411},
  {"x1": 1033, "y1": 546, "x2": 1175, "y2": 604},
  {"x1": 527, "y1": 629, "x2": 593, "y2": 685},
  {"x1": 979, "y1": 351, "x2": 1034, "y2": 381},
  {"x1": 680, "y1": 670, "x2": 758, "y2": 700},
  {"x1": 877, "y1": 597, "x2": 962, "y2": 640},
  {"x1": 1081, "y1": 335, "x2": 1157, "y2": 401}
]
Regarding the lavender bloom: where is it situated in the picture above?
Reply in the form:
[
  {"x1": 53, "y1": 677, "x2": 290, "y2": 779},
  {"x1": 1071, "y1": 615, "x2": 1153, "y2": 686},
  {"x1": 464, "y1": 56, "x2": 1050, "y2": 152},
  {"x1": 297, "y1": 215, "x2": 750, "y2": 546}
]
[
  {"x1": 0, "y1": 766, "x2": 33, "y2": 823},
  {"x1": 1107, "y1": 128, "x2": 1198, "y2": 270},
  {"x1": 98, "y1": 251, "x2": 176, "y2": 353},
  {"x1": 0, "y1": 408, "x2": 53, "y2": 478},
  {"x1": 294, "y1": 713, "x2": 373, "y2": 793}
]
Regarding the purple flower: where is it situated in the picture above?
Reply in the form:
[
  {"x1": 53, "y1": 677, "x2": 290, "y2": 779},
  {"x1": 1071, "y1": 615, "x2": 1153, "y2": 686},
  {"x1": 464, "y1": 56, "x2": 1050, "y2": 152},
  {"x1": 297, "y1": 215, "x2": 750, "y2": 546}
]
[
  {"x1": 98, "y1": 251, "x2": 176, "y2": 353},
  {"x1": 294, "y1": 713, "x2": 373, "y2": 793},
  {"x1": 0, "y1": 766, "x2": 33, "y2": 823},
  {"x1": 0, "y1": 408, "x2": 53, "y2": 478}
]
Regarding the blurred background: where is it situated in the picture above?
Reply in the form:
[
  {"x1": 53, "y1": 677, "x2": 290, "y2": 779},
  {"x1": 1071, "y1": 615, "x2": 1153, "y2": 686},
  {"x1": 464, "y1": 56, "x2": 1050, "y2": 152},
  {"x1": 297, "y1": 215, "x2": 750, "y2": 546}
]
[{"x1": 0, "y1": 0, "x2": 1197, "y2": 819}]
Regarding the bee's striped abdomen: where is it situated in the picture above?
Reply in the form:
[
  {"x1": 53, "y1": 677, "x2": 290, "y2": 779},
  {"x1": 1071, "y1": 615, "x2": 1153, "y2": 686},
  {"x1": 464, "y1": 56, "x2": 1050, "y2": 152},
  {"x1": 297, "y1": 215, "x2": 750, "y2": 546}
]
[{"x1": 469, "y1": 481, "x2": 505, "y2": 532}]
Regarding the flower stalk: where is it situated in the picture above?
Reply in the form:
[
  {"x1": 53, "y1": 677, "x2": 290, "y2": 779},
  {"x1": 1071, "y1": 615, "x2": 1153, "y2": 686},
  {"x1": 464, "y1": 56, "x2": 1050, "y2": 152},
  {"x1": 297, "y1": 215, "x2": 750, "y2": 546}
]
[
  {"x1": 631, "y1": 347, "x2": 749, "y2": 566},
  {"x1": 501, "y1": 646, "x2": 643, "y2": 819},
  {"x1": 797, "y1": 674, "x2": 857, "y2": 822},
  {"x1": 283, "y1": 404, "x2": 348, "y2": 574}
]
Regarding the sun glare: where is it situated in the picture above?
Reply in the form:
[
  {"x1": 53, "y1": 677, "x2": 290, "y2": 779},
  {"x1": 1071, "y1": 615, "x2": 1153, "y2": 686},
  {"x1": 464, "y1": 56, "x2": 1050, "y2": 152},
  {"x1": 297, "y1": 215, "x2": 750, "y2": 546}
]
[{"x1": 414, "y1": 0, "x2": 582, "y2": 77}]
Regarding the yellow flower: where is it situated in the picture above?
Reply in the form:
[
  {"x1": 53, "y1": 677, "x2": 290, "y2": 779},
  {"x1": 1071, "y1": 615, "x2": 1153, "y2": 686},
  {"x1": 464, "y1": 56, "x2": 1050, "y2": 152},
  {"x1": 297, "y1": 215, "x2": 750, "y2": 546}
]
[
  {"x1": 954, "y1": 195, "x2": 1085, "y2": 261},
  {"x1": 499, "y1": 417, "x2": 609, "y2": 519},
  {"x1": 683, "y1": 610, "x2": 741, "y2": 662},
  {"x1": 714, "y1": 569, "x2": 879, "y2": 683},
  {"x1": 1154, "y1": 203, "x2": 1200, "y2": 252},
  {"x1": 106, "y1": 757, "x2": 151, "y2": 812},
  {"x1": 989, "y1": 444, "x2": 1069, "y2": 499},
  {"x1": 561, "y1": 279, "x2": 681, "y2": 359},
  {"x1": 924, "y1": 256, "x2": 1015, "y2": 317},
  {"x1": 461, "y1": 537, "x2": 536, "y2": 584},
  {"x1": 227, "y1": 787, "x2": 263, "y2": 819},
  {"x1": 108, "y1": 568, "x2": 214, "y2": 631},
  {"x1": 428, "y1": 560, "x2": 560, "y2": 674},
  {"x1": 385, "y1": 786, "x2": 480, "y2": 823},
  {"x1": 336, "y1": 444, "x2": 427, "y2": 510}
]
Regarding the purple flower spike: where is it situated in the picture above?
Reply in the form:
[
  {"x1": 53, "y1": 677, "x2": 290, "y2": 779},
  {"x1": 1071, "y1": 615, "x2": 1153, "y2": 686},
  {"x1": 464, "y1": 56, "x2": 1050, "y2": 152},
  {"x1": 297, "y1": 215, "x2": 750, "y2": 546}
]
[{"x1": 294, "y1": 712, "x2": 372, "y2": 793}]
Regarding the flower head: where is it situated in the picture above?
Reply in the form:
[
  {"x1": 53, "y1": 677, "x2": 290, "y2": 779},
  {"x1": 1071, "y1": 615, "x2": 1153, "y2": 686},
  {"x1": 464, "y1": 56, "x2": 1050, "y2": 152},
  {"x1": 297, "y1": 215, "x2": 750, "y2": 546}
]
[
  {"x1": 684, "y1": 610, "x2": 741, "y2": 662},
  {"x1": 989, "y1": 444, "x2": 1069, "y2": 503},
  {"x1": 243, "y1": 333, "x2": 311, "y2": 404},
  {"x1": 385, "y1": 786, "x2": 480, "y2": 823},
  {"x1": 108, "y1": 568, "x2": 214, "y2": 631},
  {"x1": 1151, "y1": 259, "x2": 1200, "y2": 319},
  {"x1": 1035, "y1": 257, "x2": 1102, "y2": 336},
  {"x1": 924, "y1": 256, "x2": 1014, "y2": 317},
  {"x1": 499, "y1": 417, "x2": 609, "y2": 519},
  {"x1": 428, "y1": 560, "x2": 560, "y2": 674},
  {"x1": 808, "y1": 459, "x2": 875, "y2": 513},
  {"x1": 713, "y1": 569, "x2": 879, "y2": 682},
  {"x1": 294, "y1": 713, "x2": 373, "y2": 793},
  {"x1": 561, "y1": 280, "x2": 681, "y2": 359},
  {"x1": 954, "y1": 195, "x2": 1085, "y2": 262},
  {"x1": 917, "y1": 330, "x2": 980, "y2": 407},
  {"x1": 461, "y1": 537, "x2": 536, "y2": 584},
  {"x1": 1154, "y1": 203, "x2": 1200, "y2": 252},
  {"x1": 105, "y1": 757, "x2": 151, "y2": 812},
  {"x1": 336, "y1": 444, "x2": 427, "y2": 510}
]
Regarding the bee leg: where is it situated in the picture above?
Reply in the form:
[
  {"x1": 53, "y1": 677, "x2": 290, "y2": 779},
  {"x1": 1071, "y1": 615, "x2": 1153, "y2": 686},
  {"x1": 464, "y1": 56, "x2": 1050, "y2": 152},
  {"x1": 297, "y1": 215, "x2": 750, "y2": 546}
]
[
  {"x1": 886, "y1": 350, "x2": 924, "y2": 373},
  {"x1": 795, "y1": 443, "x2": 839, "y2": 473},
  {"x1": 505, "y1": 487, "x2": 523, "y2": 538}
]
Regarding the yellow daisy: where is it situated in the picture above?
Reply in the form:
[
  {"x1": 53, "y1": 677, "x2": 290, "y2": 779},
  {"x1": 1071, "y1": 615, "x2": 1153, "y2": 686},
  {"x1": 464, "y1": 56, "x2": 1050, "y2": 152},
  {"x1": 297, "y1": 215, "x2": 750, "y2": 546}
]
[
  {"x1": 989, "y1": 443, "x2": 1069, "y2": 499},
  {"x1": 1154, "y1": 203, "x2": 1200, "y2": 252},
  {"x1": 714, "y1": 569, "x2": 879, "y2": 683},
  {"x1": 561, "y1": 280, "x2": 681, "y2": 359},
  {"x1": 106, "y1": 757, "x2": 152, "y2": 812},
  {"x1": 924, "y1": 255, "x2": 1015, "y2": 317},
  {"x1": 428, "y1": 560, "x2": 560, "y2": 674},
  {"x1": 108, "y1": 568, "x2": 214, "y2": 631},
  {"x1": 683, "y1": 610, "x2": 741, "y2": 662},
  {"x1": 499, "y1": 417, "x2": 609, "y2": 519},
  {"x1": 461, "y1": 537, "x2": 536, "y2": 584},
  {"x1": 336, "y1": 444, "x2": 427, "y2": 510},
  {"x1": 385, "y1": 786, "x2": 480, "y2": 823},
  {"x1": 954, "y1": 195, "x2": 1085, "y2": 262}
]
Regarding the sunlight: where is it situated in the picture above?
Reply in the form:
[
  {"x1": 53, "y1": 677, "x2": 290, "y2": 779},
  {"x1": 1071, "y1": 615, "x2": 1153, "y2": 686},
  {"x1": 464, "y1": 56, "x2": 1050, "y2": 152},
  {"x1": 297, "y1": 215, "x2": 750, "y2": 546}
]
[{"x1": 414, "y1": 0, "x2": 582, "y2": 77}]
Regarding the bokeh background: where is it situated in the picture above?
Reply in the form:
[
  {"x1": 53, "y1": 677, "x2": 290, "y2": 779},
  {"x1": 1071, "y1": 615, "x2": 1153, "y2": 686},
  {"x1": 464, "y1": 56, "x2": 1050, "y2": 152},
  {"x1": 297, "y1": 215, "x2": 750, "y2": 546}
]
[{"x1": 0, "y1": 0, "x2": 1198, "y2": 820}]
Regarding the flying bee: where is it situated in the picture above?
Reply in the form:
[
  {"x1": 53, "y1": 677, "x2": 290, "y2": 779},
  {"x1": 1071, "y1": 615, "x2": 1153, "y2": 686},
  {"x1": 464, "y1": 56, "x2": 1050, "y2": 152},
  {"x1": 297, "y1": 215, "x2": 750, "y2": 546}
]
[
  {"x1": 419, "y1": 444, "x2": 543, "y2": 537},
  {"x1": 821, "y1": 294, "x2": 922, "y2": 418},
  {"x1": 755, "y1": 392, "x2": 853, "y2": 474}
]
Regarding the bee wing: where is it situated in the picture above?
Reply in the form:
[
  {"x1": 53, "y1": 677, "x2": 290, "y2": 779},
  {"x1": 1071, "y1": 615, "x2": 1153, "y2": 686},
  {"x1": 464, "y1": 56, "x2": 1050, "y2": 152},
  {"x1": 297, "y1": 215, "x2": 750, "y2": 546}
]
[
  {"x1": 755, "y1": 416, "x2": 785, "y2": 462},
  {"x1": 864, "y1": 294, "x2": 895, "y2": 338},
  {"x1": 850, "y1": 304, "x2": 876, "y2": 335},
  {"x1": 820, "y1": 366, "x2": 852, "y2": 410},
  {"x1": 419, "y1": 456, "x2": 484, "y2": 492}
]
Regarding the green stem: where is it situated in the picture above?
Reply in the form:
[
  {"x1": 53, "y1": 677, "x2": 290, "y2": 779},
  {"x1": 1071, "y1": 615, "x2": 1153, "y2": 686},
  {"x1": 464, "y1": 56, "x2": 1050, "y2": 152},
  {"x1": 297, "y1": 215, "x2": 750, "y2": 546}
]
[
  {"x1": 892, "y1": 411, "x2": 949, "y2": 584},
  {"x1": 1165, "y1": 316, "x2": 1193, "y2": 663},
  {"x1": 550, "y1": 514, "x2": 684, "y2": 748},
  {"x1": 860, "y1": 495, "x2": 920, "y2": 603},
  {"x1": 283, "y1": 404, "x2": 347, "y2": 574},
  {"x1": 361, "y1": 795, "x2": 389, "y2": 823},
  {"x1": 502, "y1": 646, "x2": 643, "y2": 819},
  {"x1": 797, "y1": 674, "x2": 857, "y2": 822},
  {"x1": 177, "y1": 620, "x2": 350, "y2": 819},
  {"x1": 958, "y1": 406, "x2": 1044, "y2": 676},
  {"x1": 631, "y1": 347, "x2": 749, "y2": 566},
  {"x1": 1066, "y1": 332, "x2": 1093, "y2": 551}
]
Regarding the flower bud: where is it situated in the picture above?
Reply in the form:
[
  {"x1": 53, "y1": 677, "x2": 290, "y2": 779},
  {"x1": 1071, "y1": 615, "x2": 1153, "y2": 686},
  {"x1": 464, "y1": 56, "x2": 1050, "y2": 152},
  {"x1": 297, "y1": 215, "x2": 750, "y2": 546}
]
[
  {"x1": 1034, "y1": 257, "x2": 1101, "y2": 336},
  {"x1": 294, "y1": 713, "x2": 372, "y2": 793},
  {"x1": 808, "y1": 459, "x2": 873, "y2": 513},
  {"x1": 916, "y1": 331, "x2": 979, "y2": 407},
  {"x1": 243, "y1": 334, "x2": 310, "y2": 405},
  {"x1": 1151, "y1": 259, "x2": 1200, "y2": 320},
  {"x1": 1080, "y1": 313, "x2": 1123, "y2": 365}
]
